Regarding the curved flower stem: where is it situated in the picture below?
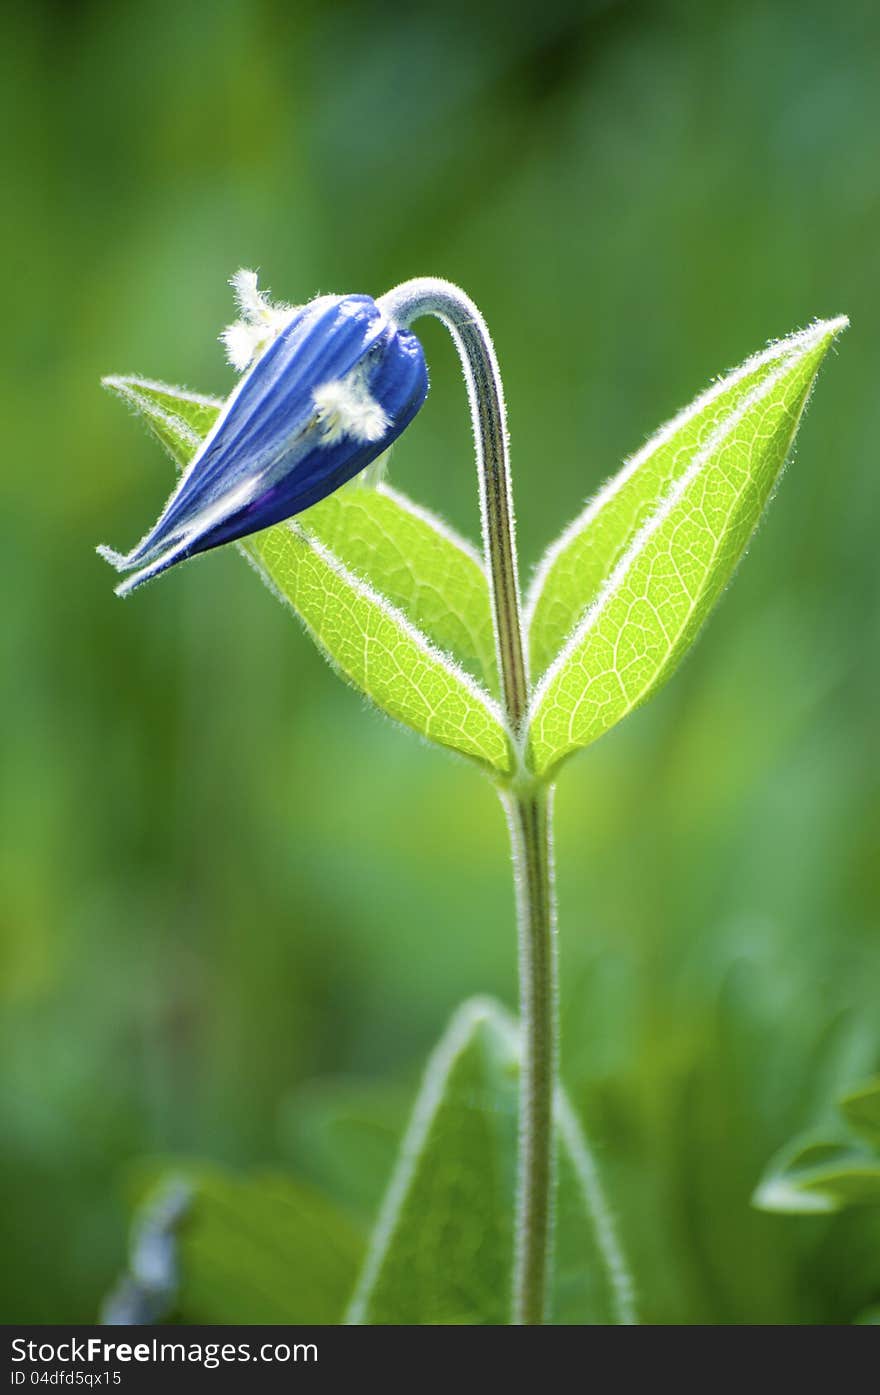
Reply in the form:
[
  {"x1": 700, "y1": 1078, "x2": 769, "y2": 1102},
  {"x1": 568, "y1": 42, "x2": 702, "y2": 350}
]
[
  {"x1": 380, "y1": 279, "x2": 556, "y2": 1324},
  {"x1": 378, "y1": 279, "x2": 528, "y2": 734}
]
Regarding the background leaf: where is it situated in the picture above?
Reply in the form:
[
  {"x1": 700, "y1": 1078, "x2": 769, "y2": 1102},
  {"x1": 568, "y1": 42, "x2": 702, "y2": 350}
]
[
  {"x1": 755, "y1": 1075, "x2": 880, "y2": 1216},
  {"x1": 527, "y1": 318, "x2": 846, "y2": 778},
  {"x1": 555, "y1": 1093, "x2": 637, "y2": 1324},
  {"x1": 103, "y1": 377, "x2": 509, "y2": 774},
  {"x1": 839, "y1": 1078, "x2": 880, "y2": 1148},
  {"x1": 122, "y1": 1165, "x2": 363, "y2": 1324},
  {"x1": 347, "y1": 996, "x2": 634, "y2": 1325},
  {"x1": 753, "y1": 1138, "x2": 880, "y2": 1215}
]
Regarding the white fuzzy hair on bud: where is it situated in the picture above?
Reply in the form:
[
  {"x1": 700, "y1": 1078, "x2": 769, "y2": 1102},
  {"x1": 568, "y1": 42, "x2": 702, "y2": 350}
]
[
  {"x1": 220, "y1": 268, "x2": 299, "y2": 372},
  {"x1": 312, "y1": 364, "x2": 390, "y2": 446},
  {"x1": 229, "y1": 268, "x2": 271, "y2": 322}
]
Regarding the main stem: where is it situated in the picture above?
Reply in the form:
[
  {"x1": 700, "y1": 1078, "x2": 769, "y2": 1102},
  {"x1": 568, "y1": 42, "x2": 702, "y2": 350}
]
[
  {"x1": 380, "y1": 279, "x2": 558, "y2": 1324},
  {"x1": 503, "y1": 783, "x2": 557, "y2": 1323}
]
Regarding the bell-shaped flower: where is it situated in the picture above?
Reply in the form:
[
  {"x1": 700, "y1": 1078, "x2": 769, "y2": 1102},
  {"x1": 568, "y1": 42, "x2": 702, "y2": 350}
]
[{"x1": 100, "y1": 272, "x2": 429, "y2": 595}]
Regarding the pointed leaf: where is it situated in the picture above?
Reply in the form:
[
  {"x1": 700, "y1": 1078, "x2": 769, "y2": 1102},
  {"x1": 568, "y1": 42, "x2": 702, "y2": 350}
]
[
  {"x1": 555, "y1": 1093, "x2": 637, "y2": 1324},
  {"x1": 104, "y1": 375, "x2": 221, "y2": 464},
  {"x1": 244, "y1": 522, "x2": 510, "y2": 772},
  {"x1": 346, "y1": 997, "x2": 634, "y2": 1325},
  {"x1": 302, "y1": 485, "x2": 498, "y2": 693},
  {"x1": 527, "y1": 318, "x2": 846, "y2": 778},
  {"x1": 525, "y1": 330, "x2": 828, "y2": 679}
]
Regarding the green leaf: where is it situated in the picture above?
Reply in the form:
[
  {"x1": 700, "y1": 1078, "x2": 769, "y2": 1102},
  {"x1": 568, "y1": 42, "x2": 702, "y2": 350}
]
[
  {"x1": 525, "y1": 334, "x2": 815, "y2": 682},
  {"x1": 555, "y1": 1092, "x2": 637, "y2": 1325},
  {"x1": 346, "y1": 996, "x2": 635, "y2": 1325},
  {"x1": 243, "y1": 523, "x2": 510, "y2": 771},
  {"x1": 753, "y1": 1137, "x2": 880, "y2": 1215},
  {"x1": 125, "y1": 1164, "x2": 363, "y2": 1323},
  {"x1": 526, "y1": 318, "x2": 846, "y2": 778},
  {"x1": 839, "y1": 1077, "x2": 880, "y2": 1147},
  {"x1": 103, "y1": 375, "x2": 221, "y2": 464},
  {"x1": 103, "y1": 376, "x2": 509, "y2": 774},
  {"x1": 302, "y1": 486, "x2": 498, "y2": 695}
]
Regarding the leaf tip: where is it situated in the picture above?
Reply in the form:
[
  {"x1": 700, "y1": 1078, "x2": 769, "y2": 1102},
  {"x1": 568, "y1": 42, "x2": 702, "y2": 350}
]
[
  {"x1": 815, "y1": 313, "x2": 849, "y2": 340},
  {"x1": 752, "y1": 1177, "x2": 837, "y2": 1216},
  {"x1": 773, "y1": 314, "x2": 849, "y2": 365},
  {"x1": 101, "y1": 373, "x2": 130, "y2": 394}
]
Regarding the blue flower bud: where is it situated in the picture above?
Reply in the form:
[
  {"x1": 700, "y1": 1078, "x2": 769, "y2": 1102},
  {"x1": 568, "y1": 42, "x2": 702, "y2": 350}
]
[{"x1": 100, "y1": 281, "x2": 429, "y2": 594}]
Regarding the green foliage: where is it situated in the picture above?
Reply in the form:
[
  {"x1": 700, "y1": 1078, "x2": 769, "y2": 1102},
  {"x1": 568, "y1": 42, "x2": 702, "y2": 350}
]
[
  {"x1": 127, "y1": 1165, "x2": 363, "y2": 1324},
  {"x1": 348, "y1": 998, "x2": 513, "y2": 1324},
  {"x1": 304, "y1": 487, "x2": 498, "y2": 695},
  {"x1": 527, "y1": 349, "x2": 780, "y2": 683},
  {"x1": 526, "y1": 319, "x2": 846, "y2": 777},
  {"x1": 103, "y1": 377, "x2": 510, "y2": 776},
  {"x1": 114, "y1": 1001, "x2": 632, "y2": 1326},
  {"x1": 102, "y1": 377, "x2": 221, "y2": 462},
  {"x1": 754, "y1": 1078, "x2": 880, "y2": 1215},
  {"x1": 244, "y1": 526, "x2": 509, "y2": 773},
  {"x1": 840, "y1": 1078, "x2": 880, "y2": 1147},
  {"x1": 348, "y1": 998, "x2": 634, "y2": 1325}
]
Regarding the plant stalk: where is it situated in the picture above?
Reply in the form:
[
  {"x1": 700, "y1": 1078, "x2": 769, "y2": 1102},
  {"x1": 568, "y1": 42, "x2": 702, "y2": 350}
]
[
  {"x1": 502, "y1": 783, "x2": 557, "y2": 1324},
  {"x1": 378, "y1": 279, "x2": 528, "y2": 732},
  {"x1": 381, "y1": 278, "x2": 558, "y2": 1323}
]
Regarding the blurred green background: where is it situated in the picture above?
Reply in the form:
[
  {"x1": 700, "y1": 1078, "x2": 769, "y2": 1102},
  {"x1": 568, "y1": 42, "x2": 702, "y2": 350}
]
[{"x1": 2, "y1": 0, "x2": 878, "y2": 1323}]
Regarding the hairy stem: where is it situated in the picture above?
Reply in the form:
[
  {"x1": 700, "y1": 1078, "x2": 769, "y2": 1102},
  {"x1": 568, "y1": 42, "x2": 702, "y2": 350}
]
[
  {"x1": 381, "y1": 278, "x2": 556, "y2": 1322},
  {"x1": 502, "y1": 784, "x2": 558, "y2": 1324},
  {"x1": 378, "y1": 279, "x2": 528, "y2": 733}
]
